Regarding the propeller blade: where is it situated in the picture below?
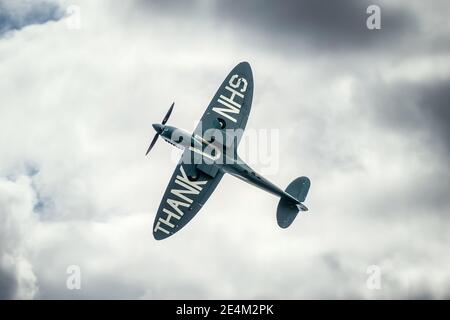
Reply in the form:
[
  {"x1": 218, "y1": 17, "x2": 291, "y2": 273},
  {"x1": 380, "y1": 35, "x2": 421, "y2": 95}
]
[
  {"x1": 162, "y1": 102, "x2": 174, "y2": 125},
  {"x1": 145, "y1": 133, "x2": 159, "y2": 155}
]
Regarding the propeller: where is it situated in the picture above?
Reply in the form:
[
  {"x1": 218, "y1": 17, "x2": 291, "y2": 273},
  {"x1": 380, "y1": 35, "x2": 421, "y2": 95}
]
[
  {"x1": 145, "y1": 133, "x2": 159, "y2": 155},
  {"x1": 162, "y1": 102, "x2": 174, "y2": 125},
  {"x1": 145, "y1": 102, "x2": 174, "y2": 156}
]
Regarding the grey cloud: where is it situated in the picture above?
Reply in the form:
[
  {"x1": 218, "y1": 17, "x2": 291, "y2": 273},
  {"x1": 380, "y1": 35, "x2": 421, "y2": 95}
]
[
  {"x1": 409, "y1": 80, "x2": 450, "y2": 154},
  {"x1": 0, "y1": 0, "x2": 63, "y2": 36},
  {"x1": 36, "y1": 275, "x2": 146, "y2": 299},
  {"x1": 0, "y1": 267, "x2": 17, "y2": 299},
  {"x1": 216, "y1": 0, "x2": 416, "y2": 50},
  {"x1": 361, "y1": 77, "x2": 450, "y2": 211},
  {"x1": 369, "y1": 77, "x2": 450, "y2": 158},
  {"x1": 139, "y1": 0, "x2": 417, "y2": 51}
]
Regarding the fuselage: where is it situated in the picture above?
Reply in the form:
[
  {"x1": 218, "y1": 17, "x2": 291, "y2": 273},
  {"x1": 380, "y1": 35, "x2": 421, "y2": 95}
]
[{"x1": 154, "y1": 124, "x2": 301, "y2": 205}]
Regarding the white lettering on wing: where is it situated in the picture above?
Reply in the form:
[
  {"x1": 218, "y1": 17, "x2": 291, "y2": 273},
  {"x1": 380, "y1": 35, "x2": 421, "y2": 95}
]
[
  {"x1": 153, "y1": 166, "x2": 208, "y2": 235},
  {"x1": 212, "y1": 74, "x2": 247, "y2": 123}
]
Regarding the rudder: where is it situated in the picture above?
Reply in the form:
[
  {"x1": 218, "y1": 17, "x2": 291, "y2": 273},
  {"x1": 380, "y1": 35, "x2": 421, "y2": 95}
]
[{"x1": 276, "y1": 177, "x2": 311, "y2": 228}]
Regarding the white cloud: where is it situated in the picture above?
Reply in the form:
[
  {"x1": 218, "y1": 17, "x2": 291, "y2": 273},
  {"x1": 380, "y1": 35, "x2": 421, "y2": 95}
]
[{"x1": 0, "y1": 176, "x2": 38, "y2": 298}]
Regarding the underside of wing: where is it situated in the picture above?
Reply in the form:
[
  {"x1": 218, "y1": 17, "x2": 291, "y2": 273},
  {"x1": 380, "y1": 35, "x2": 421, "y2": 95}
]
[
  {"x1": 152, "y1": 63, "x2": 253, "y2": 240},
  {"x1": 152, "y1": 156, "x2": 224, "y2": 240},
  {"x1": 194, "y1": 62, "x2": 254, "y2": 150}
]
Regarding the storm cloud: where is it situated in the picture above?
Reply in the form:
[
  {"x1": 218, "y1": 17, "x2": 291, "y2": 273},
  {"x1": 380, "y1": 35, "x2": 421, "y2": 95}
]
[
  {"x1": 0, "y1": 267, "x2": 16, "y2": 299},
  {"x1": 140, "y1": 0, "x2": 417, "y2": 51},
  {"x1": 216, "y1": 0, "x2": 417, "y2": 50},
  {"x1": 369, "y1": 77, "x2": 450, "y2": 157},
  {"x1": 0, "y1": 0, "x2": 63, "y2": 36}
]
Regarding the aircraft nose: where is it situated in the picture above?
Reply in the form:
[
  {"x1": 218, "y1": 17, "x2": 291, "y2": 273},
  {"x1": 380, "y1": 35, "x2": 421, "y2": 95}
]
[{"x1": 152, "y1": 123, "x2": 163, "y2": 134}]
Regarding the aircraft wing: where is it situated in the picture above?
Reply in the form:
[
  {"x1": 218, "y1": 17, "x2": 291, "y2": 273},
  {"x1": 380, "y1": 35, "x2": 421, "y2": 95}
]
[
  {"x1": 193, "y1": 61, "x2": 254, "y2": 149},
  {"x1": 152, "y1": 62, "x2": 253, "y2": 240},
  {"x1": 152, "y1": 151, "x2": 224, "y2": 240}
]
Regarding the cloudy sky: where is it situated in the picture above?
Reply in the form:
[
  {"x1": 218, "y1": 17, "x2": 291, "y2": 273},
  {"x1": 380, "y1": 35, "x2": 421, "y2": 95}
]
[{"x1": 0, "y1": 0, "x2": 449, "y2": 299}]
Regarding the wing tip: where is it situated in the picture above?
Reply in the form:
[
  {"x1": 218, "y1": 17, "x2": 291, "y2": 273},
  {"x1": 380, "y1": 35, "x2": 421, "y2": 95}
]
[
  {"x1": 234, "y1": 61, "x2": 253, "y2": 79},
  {"x1": 153, "y1": 231, "x2": 169, "y2": 241},
  {"x1": 237, "y1": 61, "x2": 251, "y2": 70}
]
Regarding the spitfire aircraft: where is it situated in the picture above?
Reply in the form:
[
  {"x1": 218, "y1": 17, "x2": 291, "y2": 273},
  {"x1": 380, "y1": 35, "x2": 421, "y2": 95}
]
[{"x1": 146, "y1": 62, "x2": 310, "y2": 240}]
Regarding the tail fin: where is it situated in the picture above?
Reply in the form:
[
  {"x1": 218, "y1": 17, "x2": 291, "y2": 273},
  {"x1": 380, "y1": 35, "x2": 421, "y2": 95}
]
[{"x1": 276, "y1": 177, "x2": 311, "y2": 228}]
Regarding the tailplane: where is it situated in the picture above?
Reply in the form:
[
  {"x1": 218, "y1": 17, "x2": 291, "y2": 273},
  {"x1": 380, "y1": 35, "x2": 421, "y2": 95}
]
[{"x1": 276, "y1": 177, "x2": 311, "y2": 228}]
